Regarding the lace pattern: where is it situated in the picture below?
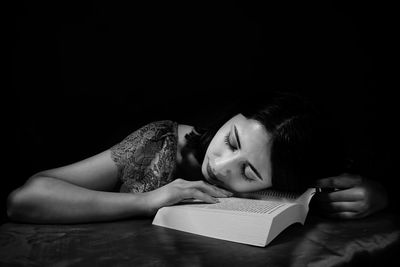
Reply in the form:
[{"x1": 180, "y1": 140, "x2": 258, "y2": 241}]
[{"x1": 110, "y1": 120, "x2": 178, "y2": 193}]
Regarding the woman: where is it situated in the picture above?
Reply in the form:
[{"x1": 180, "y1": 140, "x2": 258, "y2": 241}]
[{"x1": 7, "y1": 92, "x2": 388, "y2": 223}]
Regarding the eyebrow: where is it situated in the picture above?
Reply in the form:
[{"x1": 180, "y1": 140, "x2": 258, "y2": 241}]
[
  {"x1": 248, "y1": 164, "x2": 263, "y2": 181},
  {"x1": 234, "y1": 125, "x2": 241, "y2": 149},
  {"x1": 233, "y1": 125, "x2": 264, "y2": 181}
]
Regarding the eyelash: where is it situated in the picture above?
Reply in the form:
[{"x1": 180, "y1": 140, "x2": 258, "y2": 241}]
[
  {"x1": 224, "y1": 133, "x2": 254, "y2": 182},
  {"x1": 224, "y1": 133, "x2": 235, "y2": 150}
]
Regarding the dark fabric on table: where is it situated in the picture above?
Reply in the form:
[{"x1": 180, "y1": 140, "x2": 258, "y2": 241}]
[{"x1": 1, "y1": 211, "x2": 399, "y2": 267}]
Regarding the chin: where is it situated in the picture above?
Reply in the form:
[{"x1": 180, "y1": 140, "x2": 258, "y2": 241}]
[{"x1": 200, "y1": 160, "x2": 207, "y2": 178}]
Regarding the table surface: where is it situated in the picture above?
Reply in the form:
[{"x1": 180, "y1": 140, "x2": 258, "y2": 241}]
[{"x1": 1, "y1": 211, "x2": 399, "y2": 267}]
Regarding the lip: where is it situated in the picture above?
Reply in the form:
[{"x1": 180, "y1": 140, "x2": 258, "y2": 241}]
[{"x1": 206, "y1": 161, "x2": 220, "y2": 184}]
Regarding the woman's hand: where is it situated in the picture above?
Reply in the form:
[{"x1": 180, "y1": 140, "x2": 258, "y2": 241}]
[
  {"x1": 311, "y1": 173, "x2": 388, "y2": 219},
  {"x1": 143, "y1": 179, "x2": 233, "y2": 215}
]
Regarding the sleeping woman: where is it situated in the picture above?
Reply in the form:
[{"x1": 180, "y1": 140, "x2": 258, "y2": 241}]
[{"x1": 7, "y1": 92, "x2": 388, "y2": 223}]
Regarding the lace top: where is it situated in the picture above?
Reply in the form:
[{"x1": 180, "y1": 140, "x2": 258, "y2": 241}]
[{"x1": 110, "y1": 120, "x2": 178, "y2": 193}]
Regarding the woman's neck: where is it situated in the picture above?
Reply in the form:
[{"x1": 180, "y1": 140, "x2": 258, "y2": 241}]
[{"x1": 176, "y1": 124, "x2": 204, "y2": 181}]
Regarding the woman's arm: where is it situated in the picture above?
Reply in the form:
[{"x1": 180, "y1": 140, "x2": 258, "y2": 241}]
[
  {"x1": 7, "y1": 176, "x2": 151, "y2": 223},
  {"x1": 7, "y1": 150, "x2": 232, "y2": 223},
  {"x1": 6, "y1": 150, "x2": 141, "y2": 223}
]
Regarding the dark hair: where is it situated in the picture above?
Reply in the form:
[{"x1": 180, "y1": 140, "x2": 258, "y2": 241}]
[{"x1": 185, "y1": 90, "x2": 348, "y2": 193}]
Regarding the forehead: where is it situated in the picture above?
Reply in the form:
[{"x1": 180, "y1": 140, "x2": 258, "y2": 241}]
[{"x1": 229, "y1": 114, "x2": 270, "y2": 151}]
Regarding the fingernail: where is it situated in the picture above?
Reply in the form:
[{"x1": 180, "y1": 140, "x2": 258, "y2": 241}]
[{"x1": 224, "y1": 191, "x2": 233, "y2": 197}]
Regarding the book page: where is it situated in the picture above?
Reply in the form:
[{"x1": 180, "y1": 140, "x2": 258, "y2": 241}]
[
  {"x1": 184, "y1": 198, "x2": 289, "y2": 215},
  {"x1": 236, "y1": 189, "x2": 300, "y2": 203},
  {"x1": 236, "y1": 188, "x2": 316, "y2": 205}
]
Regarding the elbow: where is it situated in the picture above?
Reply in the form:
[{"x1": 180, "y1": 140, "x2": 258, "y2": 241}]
[
  {"x1": 6, "y1": 187, "x2": 23, "y2": 221},
  {"x1": 7, "y1": 185, "x2": 29, "y2": 221},
  {"x1": 6, "y1": 176, "x2": 49, "y2": 222}
]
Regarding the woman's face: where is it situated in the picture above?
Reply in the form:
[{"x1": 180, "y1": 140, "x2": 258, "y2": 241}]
[{"x1": 201, "y1": 114, "x2": 273, "y2": 193}]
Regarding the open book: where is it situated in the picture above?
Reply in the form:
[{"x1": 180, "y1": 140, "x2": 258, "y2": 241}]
[{"x1": 152, "y1": 188, "x2": 316, "y2": 247}]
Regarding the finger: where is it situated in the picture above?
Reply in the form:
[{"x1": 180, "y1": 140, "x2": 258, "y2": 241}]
[
  {"x1": 327, "y1": 211, "x2": 364, "y2": 220},
  {"x1": 316, "y1": 201, "x2": 364, "y2": 213},
  {"x1": 314, "y1": 175, "x2": 362, "y2": 189},
  {"x1": 214, "y1": 186, "x2": 233, "y2": 197},
  {"x1": 313, "y1": 188, "x2": 364, "y2": 202},
  {"x1": 182, "y1": 188, "x2": 219, "y2": 204},
  {"x1": 190, "y1": 181, "x2": 233, "y2": 198}
]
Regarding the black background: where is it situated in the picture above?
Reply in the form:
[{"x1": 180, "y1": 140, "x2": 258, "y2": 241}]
[{"x1": 7, "y1": 1, "x2": 397, "y2": 221}]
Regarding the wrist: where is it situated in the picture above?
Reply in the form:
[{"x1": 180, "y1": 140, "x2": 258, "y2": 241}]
[
  {"x1": 137, "y1": 192, "x2": 159, "y2": 216},
  {"x1": 122, "y1": 192, "x2": 154, "y2": 217}
]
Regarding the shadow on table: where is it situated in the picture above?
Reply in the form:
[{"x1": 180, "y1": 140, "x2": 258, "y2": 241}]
[{"x1": 0, "y1": 211, "x2": 399, "y2": 267}]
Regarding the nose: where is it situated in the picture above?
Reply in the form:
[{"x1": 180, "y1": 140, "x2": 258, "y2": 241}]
[{"x1": 211, "y1": 153, "x2": 244, "y2": 178}]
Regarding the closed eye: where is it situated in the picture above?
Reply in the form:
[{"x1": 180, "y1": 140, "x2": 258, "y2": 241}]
[
  {"x1": 224, "y1": 132, "x2": 254, "y2": 182},
  {"x1": 224, "y1": 133, "x2": 236, "y2": 150},
  {"x1": 227, "y1": 126, "x2": 264, "y2": 182},
  {"x1": 241, "y1": 164, "x2": 255, "y2": 182}
]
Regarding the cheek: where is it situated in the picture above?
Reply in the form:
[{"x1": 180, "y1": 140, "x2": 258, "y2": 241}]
[{"x1": 206, "y1": 136, "x2": 224, "y2": 156}]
